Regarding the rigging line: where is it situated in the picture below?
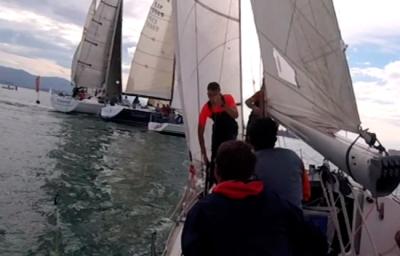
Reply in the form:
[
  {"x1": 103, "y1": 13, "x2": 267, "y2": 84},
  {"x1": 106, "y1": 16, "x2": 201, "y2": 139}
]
[
  {"x1": 319, "y1": 173, "x2": 347, "y2": 253},
  {"x1": 134, "y1": 48, "x2": 175, "y2": 61},
  {"x1": 196, "y1": 37, "x2": 240, "y2": 69},
  {"x1": 338, "y1": 192, "x2": 353, "y2": 247},
  {"x1": 351, "y1": 191, "x2": 380, "y2": 256},
  {"x1": 194, "y1": 2, "x2": 201, "y2": 123},
  {"x1": 181, "y1": 3, "x2": 196, "y2": 35},
  {"x1": 218, "y1": 0, "x2": 234, "y2": 83},
  {"x1": 195, "y1": 0, "x2": 239, "y2": 22},
  {"x1": 238, "y1": 0, "x2": 245, "y2": 138}
]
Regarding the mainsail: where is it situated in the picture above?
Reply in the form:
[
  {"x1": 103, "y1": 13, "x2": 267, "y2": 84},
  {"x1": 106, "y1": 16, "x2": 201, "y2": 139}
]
[
  {"x1": 71, "y1": 0, "x2": 122, "y2": 97},
  {"x1": 251, "y1": 0, "x2": 361, "y2": 135},
  {"x1": 174, "y1": 0, "x2": 243, "y2": 163},
  {"x1": 125, "y1": 0, "x2": 175, "y2": 101},
  {"x1": 71, "y1": 0, "x2": 97, "y2": 84}
]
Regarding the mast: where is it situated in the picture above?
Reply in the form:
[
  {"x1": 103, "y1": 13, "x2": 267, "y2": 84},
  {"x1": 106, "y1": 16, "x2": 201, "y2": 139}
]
[
  {"x1": 169, "y1": 57, "x2": 177, "y2": 104},
  {"x1": 238, "y1": 0, "x2": 245, "y2": 139}
]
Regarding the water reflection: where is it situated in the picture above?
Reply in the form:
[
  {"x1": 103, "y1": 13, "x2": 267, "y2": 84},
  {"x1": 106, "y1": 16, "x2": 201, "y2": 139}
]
[{"x1": 33, "y1": 114, "x2": 187, "y2": 255}]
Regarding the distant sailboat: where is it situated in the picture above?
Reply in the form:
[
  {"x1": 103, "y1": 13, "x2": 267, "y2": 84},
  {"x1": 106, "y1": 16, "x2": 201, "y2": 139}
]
[
  {"x1": 101, "y1": 0, "x2": 181, "y2": 130},
  {"x1": 50, "y1": 0, "x2": 122, "y2": 114},
  {"x1": 163, "y1": 0, "x2": 400, "y2": 255}
]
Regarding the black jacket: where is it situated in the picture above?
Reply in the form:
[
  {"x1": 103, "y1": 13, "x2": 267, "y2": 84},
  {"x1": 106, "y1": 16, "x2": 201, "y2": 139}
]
[{"x1": 181, "y1": 181, "x2": 327, "y2": 256}]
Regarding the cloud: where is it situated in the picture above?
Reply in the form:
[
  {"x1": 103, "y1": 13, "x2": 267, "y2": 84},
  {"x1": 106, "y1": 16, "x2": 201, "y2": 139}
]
[
  {"x1": 0, "y1": 5, "x2": 82, "y2": 48},
  {"x1": 334, "y1": 0, "x2": 400, "y2": 51},
  {"x1": 0, "y1": 0, "x2": 153, "y2": 81},
  {"x1": 351, "y1": 61, "x2": 400, "y2": 149},
  {"x1": 0, "y1": 49, "x2": 70, "y2": 79}
]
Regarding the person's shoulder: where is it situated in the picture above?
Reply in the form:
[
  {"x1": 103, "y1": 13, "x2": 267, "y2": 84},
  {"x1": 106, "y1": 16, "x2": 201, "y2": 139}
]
[
  {"x1": 200, "y1": 102, "x2": 210, "y2": 113},
  {"x1": 223, "y1": 94, "x2": 235, "y2": 100},
  {"x1": 261, "y1": 189, "x2": 303, "y2": 216},
  {"x1": 223, "y1": 94, "x2": 236, "y2": 106},
  {"x1": 274, "y1": 148, "x2": 302, "y2": 160},
  {"x1": 187, "y1": 194, "x2": 226, "y2": 217}
]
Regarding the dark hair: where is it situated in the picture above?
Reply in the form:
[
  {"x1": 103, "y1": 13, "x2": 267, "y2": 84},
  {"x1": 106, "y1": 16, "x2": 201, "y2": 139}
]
[
  {"x1": 247, "y1": 118, "x2": 278, "y2": 150},
  {"x1": 207, "y1": 82, "x2": 221, "y2": 91},
  {"x1": 215, "y1": 140, "x2": 256, "y2": 181}
]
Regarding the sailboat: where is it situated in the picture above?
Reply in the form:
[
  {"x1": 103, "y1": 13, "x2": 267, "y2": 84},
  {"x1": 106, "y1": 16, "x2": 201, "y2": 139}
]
[
  {"x1": 100, "y1": 0, "x2": 178, "y2": 126},
  {"x1": 50, "y1": 0, "x2": 122, "y2": 114},
  {"x1": 163, "y1": 0, "x2": 400, "y2": 255}
]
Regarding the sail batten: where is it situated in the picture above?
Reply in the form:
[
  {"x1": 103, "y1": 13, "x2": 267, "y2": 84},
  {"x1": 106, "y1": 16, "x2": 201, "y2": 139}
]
[
  {"x1": 252, "y1": 0, "x2": 360, "y2": 134},
  {"x1": 125, "y1": 0, "x2": 175, "y2": 100}
]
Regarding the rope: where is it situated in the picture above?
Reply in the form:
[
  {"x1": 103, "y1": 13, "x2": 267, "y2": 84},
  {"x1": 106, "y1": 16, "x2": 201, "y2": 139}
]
[
  {"x1": 345, "y1": 135, "x2": 361, "y2": 180},
  {"x1": 338, "y1": 192, "x2": 353, "y2": 250},
  {"x1": 351, "y1": 190, "x2": 380, "y2": 256},
  {"x1": 319, "y1": 173, "x2": 346, "y2": 253}
]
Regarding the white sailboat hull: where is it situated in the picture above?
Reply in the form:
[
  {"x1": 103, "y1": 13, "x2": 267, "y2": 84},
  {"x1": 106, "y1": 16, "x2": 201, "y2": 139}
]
[
  {"x1": 148, "y1": 122, "x2": 185, "y2": 137},
  {"x1": 358, "y1": 195, "x2": 400, "y2": 256},
  {"x1": 50, "y1": 93, "x2": 103, "y2": 114}
]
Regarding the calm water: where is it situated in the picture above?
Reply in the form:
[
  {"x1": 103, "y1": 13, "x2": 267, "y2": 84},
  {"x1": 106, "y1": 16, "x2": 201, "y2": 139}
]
[{"x1": 0, "y1": 87, "x2": 188, "y2": 255}]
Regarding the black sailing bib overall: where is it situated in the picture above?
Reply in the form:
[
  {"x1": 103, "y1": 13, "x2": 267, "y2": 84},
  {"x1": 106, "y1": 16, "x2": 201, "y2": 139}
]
[
  {"x1": 206, "y1": 96, "x2": 239, "y2": 189},
  {"x1": 209, "y1": 95, "x2": 239, "y2": 159}
]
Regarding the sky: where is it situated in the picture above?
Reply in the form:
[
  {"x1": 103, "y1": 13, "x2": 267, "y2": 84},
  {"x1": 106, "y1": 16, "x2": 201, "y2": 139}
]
[{"x1": 0, "y1": 0, "x2": 399, "y2": 149}]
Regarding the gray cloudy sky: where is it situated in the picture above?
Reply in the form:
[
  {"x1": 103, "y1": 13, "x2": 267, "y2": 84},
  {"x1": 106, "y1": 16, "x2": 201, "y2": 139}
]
[{"x1": 0, "y1": 0, "x2": 153, "y2": 80}]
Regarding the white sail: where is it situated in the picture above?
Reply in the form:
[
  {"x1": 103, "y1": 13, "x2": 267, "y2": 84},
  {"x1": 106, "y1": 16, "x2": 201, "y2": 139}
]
[
  {"x1": 125, "y1": 0, "x2": 175, "y2": 100},
  {"x1": 170, "y1": 74, "x2": 181, "y2": 110},
  {"x1": 175, "y1": 0, "x2": 243, "y2": 163},
  {"x1": 71, "y1": 0, "x2": 97, "y2": 84},
  {"x1": 72, "y1": 0, "x2": 122, "y2": 90},
  {"x1": 251, "y1": 0, "x2": 361, "y2": 134}
]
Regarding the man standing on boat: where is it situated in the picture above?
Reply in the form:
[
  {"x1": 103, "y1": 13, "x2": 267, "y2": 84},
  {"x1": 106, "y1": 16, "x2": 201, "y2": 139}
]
[
  {"x1": 245, "y1": 77, "x2": 266, "y2": 131},
  {"x1": 198, "y1": 82, "x2": 239, "y2": 188}
]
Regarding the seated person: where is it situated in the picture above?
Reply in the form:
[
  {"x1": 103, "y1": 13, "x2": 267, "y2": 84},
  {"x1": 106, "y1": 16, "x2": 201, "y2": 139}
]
[
  {"x1": 182, "y1": 140, "x2": 326, "y2": 256},
  {"x1": 121, "y1": 96, "x2": 130, "y2": 106},
  {"x1": 247, "y1": 118, "x2": 311, "y2": 209}
]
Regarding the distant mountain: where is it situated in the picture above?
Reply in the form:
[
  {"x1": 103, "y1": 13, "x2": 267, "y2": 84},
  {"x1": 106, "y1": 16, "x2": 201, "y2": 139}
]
[{"x1": 0, "y1": 65, "x2": 72, "y2": 93}]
